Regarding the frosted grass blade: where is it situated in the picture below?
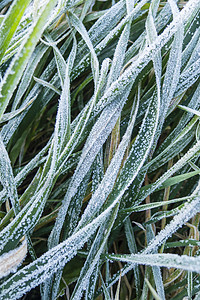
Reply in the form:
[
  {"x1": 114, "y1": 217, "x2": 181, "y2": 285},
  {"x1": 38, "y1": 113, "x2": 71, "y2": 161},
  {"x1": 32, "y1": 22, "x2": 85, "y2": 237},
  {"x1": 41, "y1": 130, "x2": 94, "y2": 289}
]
[
  {"x1": 71, "y1": 0, "x2": 149, "y2": 80},
  {"x1": 154, "y1": 82, "x2": 200, "y2": 157},
  {"x1": 0, "y1": 199, "x2": 121, "y2": 299},
  {"x1": 12, "y1": 43, "x2": 49, "y2": 109},
  {"x1": 174, "y1": 58, "x2": 200, "y2": 99},
  {"x1": 38, "y1": 36, "x2": 76, "y2": 182},
  {"x1": 92, "y1": 149, "x2": 104, "y2": 193},
  {"x1": 103, "y1": 89, "x2": 159, "y2": 215},
  {"x1": 0, "y1": 240, "x2": 27, "y2": 279},
  {"x1": 124, "y1": 218, "x2": 140, "y2": 299},
  {"x1": 78, "y1": 92, "x2": 139, "y2": 229},
  {"x1": 0, "y1": 140, "x2": 50, "y2": 206},
  {"x1": 178, "y1": 105, "x2": 200, "y2": 117},
  {"x1": 185, "y1": 37, "x2": 200, "y2": 69},
  {"x1": 48, "y1": 58, "x2": 112, "y2": 248},
  {"x1": 160, "y1": 0, "x2": 183, "y2": 119},
  {"x1": 68, "y1": 10, "x2": 99, "y2": 88},
  {"x1": 0, "y1": 218, "x2": 103, "y2": 300},
  {"x1": 72, "y1": 0, "x2": 126, "y2": 74},
  {"x1": 50, "y1": 89, "x2": 131, "y2": 247},
  {"x1": 71, "y1": 204, "x2": 120, "y2": 300},
  {"x1": 52, "y1": 42, "x2": 67, "y2": 88},
  {"x1": 43, "y1": 173, "x2": 91, "y2": 299},
  {"x1": 181, "y1": 28, "x2": 200, "y2": 70},
  {"x1": 85, "y1": 265, "x2": 99, "y2": 300},
  {"x1": 54, "y1": 35, "x2": 77, "y2": 151},
  {"x1": 106, "y1": 21, "x2": 131, "y2": 88},
  {"x1": 0, "y1": 136, "x2": 20, "y2": 215},
  {"x1": 0, "y1": 0, "x2": 31, "y2": 63},
  {"x1": 0, "y1": 97, "x2": 35, "y2": 123},
  {"x1": 145, "y1": 0, "x2": 162, "y2": 157},
  {"x1": 107, "y1": 252, "x2": 200, "y2": 274},
  {"x1": 0, "y1": 0, "x2": 59, "y2": 120},
  {"x1": 76, "y1": 87, "x2": 159, "y2": 242},
  {"x1": 0, "y1": 120, "x2": 57, "y2": 255},
  {"x1": 149, "y1": 114, "x2": 199, "y2": 171},
  {"x1": 33, "y1": 77, "x2": 61, "y2": 95},
  {"x1": 136, "y1": 141, "x2": 200, "y2": 206},
  {"x1": 0, "y1": 178, "x2": 52, "y2": 255},
  {"x1": 146, "y1": 225, "x2": 165, "y2": 300},
  {"x1": 143, "y1": 180, "x2": 200, "y2": 254},
  {"x1": 122, "y1": 195, "x2": 194, "y2": 214}
]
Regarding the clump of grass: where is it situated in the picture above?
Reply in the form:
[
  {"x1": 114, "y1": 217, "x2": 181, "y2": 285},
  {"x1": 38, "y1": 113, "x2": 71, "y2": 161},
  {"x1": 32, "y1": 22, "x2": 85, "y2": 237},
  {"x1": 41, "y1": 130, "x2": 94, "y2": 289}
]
[{"x1": 0, "y1": 0, "x2": 200, "y2": 299}]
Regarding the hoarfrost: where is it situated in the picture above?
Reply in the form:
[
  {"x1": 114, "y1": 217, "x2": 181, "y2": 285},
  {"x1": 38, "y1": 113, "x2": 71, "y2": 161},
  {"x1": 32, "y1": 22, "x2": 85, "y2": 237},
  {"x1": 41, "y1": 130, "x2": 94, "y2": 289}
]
[
  {"x1": 78, "y1": 95, "x2": 139, "y2": 229},
  {"x1": 137, "y1": 141, "x2": 200, "y2": 204},
  {"x1": 0, "y1": 240, "x2": 27, "y2": 279},
  {"x1": 0, "y1": 136, "x2": 20, "y2": 214},
  {"x1": 143, "y1": 180, "x2": 200, "y2": 254},
  {"x1": 49, "y1": 90, "x2": 130, "y2": 248},
  {"x1": 109, "y1": 252, "x2": 200, "y2": 273},
  {"x1": 175, "y1": 58, "x2": 200, "y2": 97},
  {"x1": 0, "y1": 202, "x2": 116, "y2": 299}
]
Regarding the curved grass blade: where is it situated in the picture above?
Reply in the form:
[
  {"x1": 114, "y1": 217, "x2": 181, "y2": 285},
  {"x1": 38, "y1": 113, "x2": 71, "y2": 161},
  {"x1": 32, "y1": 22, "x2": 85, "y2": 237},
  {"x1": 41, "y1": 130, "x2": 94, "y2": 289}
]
[
  {"x1": 0, "y1": 0, "x2": 59, "y2": 121},
  {"x1": 68, "y1": 10, "x2": 99, "y2": 88},
  {"x1": 122, "y1": 195, "x2": 196, "y2": 214},
  {"x1": 77, "y1": 91, "x2": 139, "y2": 230},
  {"x1": 146, "y1": 224, "x2": 165, "y2": 299},
  {"x1": 0, "y1": 240, "x2": 27, "y2": 279},
  {"x1": 0, "y1": 198, "x2": 120, "y2": 299},
  {"x1": 71, "y1": 0, "x2": 149, "y2": 81},
  {"x1": 71, "y1": 204, "x2": 120, "y2": 300},
  {"x1": 0, "y1": 139, "x2": 50, "y2": 207},
  {"x1": 143, "y1": 180, "x2": 200, "y2": 254},
  {"x1": 107, "y1": 252, "x2": 200, "y2": 274},
  {"x1": 136, "y1": 142, "x2": 200, "y2": 206},
  {"x1": 0, "y1": 0, "x2": 31, "y2": 64},
  {"x1": 124, "y1": 218, "x2": 140, "y2": 299},
  {"x1": 48, "y1": 58, "x2": 112, "y2": 248},
  {"x1": 33, "y1": 76, "x2": 61, "y2": 95},
  {"x1": 12, "y1": 42, "x2": 49, "y2": 110},
  {"x1": 106, "y1": 20, "x2": 131, "y2": 88},
  {"x1": 0, "y1": 97, "x2": 35, "y2": 123},
  {"x1": 0, "y1": 136, "x2": 20, "y2": 215}
]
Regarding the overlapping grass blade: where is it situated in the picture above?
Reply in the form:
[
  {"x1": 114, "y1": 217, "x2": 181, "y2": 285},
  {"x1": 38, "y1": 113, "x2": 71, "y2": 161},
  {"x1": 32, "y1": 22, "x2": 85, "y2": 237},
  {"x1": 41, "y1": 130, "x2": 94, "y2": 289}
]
[
  {"x1": 0, "y1": 0, "x2": 31, "y2": 64},
  {"x1": 0, "y1": 0, "x2": 59, "y2": 120},
  {"x1": 107, "y1": 252, "x2": 200, "y2": 274},
  {"x1": 0, "y1": 0, "x2": 200, "y2": 299}
]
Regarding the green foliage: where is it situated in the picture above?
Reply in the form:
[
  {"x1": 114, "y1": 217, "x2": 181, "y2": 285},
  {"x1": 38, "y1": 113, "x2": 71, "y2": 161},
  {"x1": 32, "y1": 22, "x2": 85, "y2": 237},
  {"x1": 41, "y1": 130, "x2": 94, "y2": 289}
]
[{"x1": 0, "y1": 0, "x2": 200, "y2": 299}]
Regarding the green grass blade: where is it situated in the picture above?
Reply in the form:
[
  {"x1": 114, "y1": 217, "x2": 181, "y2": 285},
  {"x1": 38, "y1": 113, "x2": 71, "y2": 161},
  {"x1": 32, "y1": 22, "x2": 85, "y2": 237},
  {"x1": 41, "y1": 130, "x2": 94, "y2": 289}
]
[
  {"x1": 71, "y1": 204, "x2": 120, "y2": 299},
  {"x1": 33, "y1": 76, "x2": 61, "y2": 95},
  {"x1": 0, "y1": 137, "x2": 20, "y2": 214},
  {"x1": 0, "y1": 215, "x2": 106, "y2": 300},
  {"x1": 122, "y1": 195, "x2": 195, "y2": 214},
  {"x1": 68, "y1": 10, "x2": 99, "y2": 88},
  {"x1": 78, "y1": 93, "x2": 139, "y2": 229},
  {"x1": 107, "y1": 252, "x2": 200, "y2": 274},
  {"x1": 143, "y1": 180, "x2": 200, "y2": 254},
  {"x1": 0, "y1": 0, "x2": 59, "y2": 120},
  {"x1": 124, "y1": 218, "x2": 140, "y2": 299},
  {"x1": 0, "y1": 0, "x2": 31, "y2": 64}
]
